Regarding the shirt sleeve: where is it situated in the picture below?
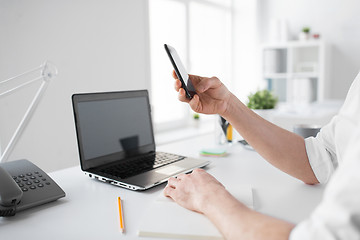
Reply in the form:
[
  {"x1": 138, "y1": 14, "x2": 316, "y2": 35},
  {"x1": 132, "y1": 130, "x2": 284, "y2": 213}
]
[
  {"x1": 304, "y1": 72, "x2": 360, "y2": 184},
  {"x1": 305, "y1": 117, "x2": 338, "y2": 184},
  {"x1": 290, "y1": 127, "x2": 360, "y2": 240}
]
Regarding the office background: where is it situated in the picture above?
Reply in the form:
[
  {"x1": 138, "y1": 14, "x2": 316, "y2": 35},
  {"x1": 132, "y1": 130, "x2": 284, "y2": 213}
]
[{"x1": 1, "y1": 0, "x2": 360, "y2": 172}]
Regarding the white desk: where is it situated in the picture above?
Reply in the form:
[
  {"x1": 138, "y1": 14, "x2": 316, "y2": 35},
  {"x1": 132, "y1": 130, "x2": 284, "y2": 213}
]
[
  {"x1": 269, "y1": 100, "x2": 343, "y2": 131},
  {"x1": 0, "y1": 133, "x2": 325, "y2": 239}
]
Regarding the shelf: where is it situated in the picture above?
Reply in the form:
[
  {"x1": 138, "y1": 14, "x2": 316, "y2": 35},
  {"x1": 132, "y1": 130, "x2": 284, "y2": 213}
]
[
  {"x1": 290, "y1": 72, "x2": 319, "y2": 78},
  {"x1": 264, "y1": 73, "x2": 288, "y2": 79},
  {"x1": 264, "y1": 72, "x2": 319, "y2": 79},
  {"x1": 262, "y1": 40, "x2": 325, "y2": 49},
  {"x1": 261, "y1": 40, "x2": 327, "y2": 103}
]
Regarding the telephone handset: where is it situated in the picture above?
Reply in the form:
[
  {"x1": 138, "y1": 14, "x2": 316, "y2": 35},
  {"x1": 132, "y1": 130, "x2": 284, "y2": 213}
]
[{"x1": 0, "y1": 159, "x2": 65, "y2": 217}]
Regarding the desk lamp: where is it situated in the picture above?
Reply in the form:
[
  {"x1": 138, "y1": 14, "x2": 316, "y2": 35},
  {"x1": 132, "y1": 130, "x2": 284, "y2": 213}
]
[{"x1": 0, "y1": 61, "x2": 58, "y2": 163}]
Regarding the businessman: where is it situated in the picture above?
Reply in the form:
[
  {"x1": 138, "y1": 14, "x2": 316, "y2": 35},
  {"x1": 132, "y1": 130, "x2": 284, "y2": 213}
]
[{"x1": 164, "y1": 70, "x2": 360, "y2": 239}]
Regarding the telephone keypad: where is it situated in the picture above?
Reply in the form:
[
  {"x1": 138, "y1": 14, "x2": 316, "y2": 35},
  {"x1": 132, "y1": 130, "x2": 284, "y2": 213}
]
[{"x1": 14, "y1": 171, "x2": 51, "y2": 192}]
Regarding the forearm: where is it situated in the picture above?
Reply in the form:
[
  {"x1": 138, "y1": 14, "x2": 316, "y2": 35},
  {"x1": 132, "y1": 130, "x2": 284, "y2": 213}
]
[
  {"x1": 203, "y1": 190, "x2": 295, "y2": 240},
  {"x1": 222, "y1": 94, "x2": 318, "y2": 184}
]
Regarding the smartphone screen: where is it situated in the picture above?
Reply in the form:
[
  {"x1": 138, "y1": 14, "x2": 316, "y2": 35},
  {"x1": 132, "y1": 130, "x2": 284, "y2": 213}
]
[{"x1": 164, "y1": 44, "x2": 196, "y2": 98}]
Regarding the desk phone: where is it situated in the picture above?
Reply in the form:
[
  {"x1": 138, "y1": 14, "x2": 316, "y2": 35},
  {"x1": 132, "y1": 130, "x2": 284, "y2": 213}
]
[{"x1": 0, "y1": 159, "x2": 65, "y2": 216}]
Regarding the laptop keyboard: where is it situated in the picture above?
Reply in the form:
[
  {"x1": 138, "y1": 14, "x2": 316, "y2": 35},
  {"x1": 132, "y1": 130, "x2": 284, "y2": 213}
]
[{"x1": 100, "y1": 152, "x2": 185, "y2": 179}]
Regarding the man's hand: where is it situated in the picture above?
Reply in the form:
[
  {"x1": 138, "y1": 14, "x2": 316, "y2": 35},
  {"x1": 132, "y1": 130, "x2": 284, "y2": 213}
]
[
  {"x1": 164, "y1": 169, "x2": 295, "y2": 240},
  {"x1": 163, "y1": 168, "x2": 227, "y2": 214},
  {"x1": 173, "y1": 71, "x2": 232, "y2": 116}
]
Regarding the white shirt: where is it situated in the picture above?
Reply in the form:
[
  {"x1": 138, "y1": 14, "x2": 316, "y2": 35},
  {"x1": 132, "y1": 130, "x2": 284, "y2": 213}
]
[{"x1": 290, "y1": 72, "x2": 360, "y2": 239}]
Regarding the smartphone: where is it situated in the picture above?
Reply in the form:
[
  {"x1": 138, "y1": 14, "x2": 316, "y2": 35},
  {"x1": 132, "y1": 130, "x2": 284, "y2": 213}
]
[{"x1": 164, "y1": 44, "x2": 196, "y2": 99}]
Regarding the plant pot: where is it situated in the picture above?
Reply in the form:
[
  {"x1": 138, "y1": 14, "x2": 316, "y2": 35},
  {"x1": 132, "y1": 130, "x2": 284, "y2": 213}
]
[
  {"x1": 192, "y1": 119, "x2": 200, "y2": 128},
  {"x1": 253, "y1": 109, "x2": 276, "y2": 122},
  {"x1": 299, "y1": 32, "x2": 310, "y2": 41}
]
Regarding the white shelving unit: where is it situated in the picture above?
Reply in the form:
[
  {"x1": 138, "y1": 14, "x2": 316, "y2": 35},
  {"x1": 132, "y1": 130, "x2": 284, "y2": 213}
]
[{"x1": 261, "y1": 40, "x2": 327, "y2": 104}]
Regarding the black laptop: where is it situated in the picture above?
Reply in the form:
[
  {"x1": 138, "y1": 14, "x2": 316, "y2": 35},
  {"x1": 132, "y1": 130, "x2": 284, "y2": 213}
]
[{"x1": 72, "y1": 90, "x2": 209, "y2": 190}]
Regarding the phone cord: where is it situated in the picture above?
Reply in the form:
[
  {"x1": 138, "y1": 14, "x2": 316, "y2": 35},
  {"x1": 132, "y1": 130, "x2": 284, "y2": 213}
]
[{"x1": 0, "y1": 202, "x2": 17, "y2": 217}]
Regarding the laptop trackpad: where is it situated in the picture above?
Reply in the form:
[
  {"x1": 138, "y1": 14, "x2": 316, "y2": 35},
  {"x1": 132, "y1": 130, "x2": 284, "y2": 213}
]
[{"x1": 156, "y1": 165, "x2": 185, "y2": 176}]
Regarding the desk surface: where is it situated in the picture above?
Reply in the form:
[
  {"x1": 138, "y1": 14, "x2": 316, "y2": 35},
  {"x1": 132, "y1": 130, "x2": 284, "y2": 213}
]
[{"x1": 0, "y1": 133, "x2": 325, "y2": 239}]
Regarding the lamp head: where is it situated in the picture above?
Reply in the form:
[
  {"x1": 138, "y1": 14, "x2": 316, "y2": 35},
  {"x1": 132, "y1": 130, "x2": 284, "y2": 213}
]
[{"x1": 41, "y1": 61, "x2": 58, "y2": 82}]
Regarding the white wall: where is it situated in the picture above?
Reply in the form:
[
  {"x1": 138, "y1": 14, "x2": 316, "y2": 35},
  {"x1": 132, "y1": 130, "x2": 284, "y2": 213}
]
[
  {"x1": 258, "y1": 0, "x2": 360, "y2": 99},
  {"x1": 0, "y1": 0, "x2": 150, "y2": 171}
]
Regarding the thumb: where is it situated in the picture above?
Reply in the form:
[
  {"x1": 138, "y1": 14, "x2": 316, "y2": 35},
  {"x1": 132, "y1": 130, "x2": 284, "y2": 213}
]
[
  {"x1": 195, "y1": 76, "x2": 222, "y2": 93},
  {"x1": 189, "y1": 74, "x2": 206, "y2": 91}
]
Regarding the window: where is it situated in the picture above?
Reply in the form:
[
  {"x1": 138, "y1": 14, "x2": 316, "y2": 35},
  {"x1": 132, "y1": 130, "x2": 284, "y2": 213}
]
[{"x1": 149, "y1": 0, "x2": 233, "y2": 131}]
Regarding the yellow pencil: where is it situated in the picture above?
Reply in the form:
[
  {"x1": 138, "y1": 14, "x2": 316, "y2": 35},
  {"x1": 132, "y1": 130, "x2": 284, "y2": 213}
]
[
  {"x1": 226, "y1": 124, "x2": 233, "y2": 142},
  {"x1": 118, "y1": 197, "x2": 125, "y2": 233}
]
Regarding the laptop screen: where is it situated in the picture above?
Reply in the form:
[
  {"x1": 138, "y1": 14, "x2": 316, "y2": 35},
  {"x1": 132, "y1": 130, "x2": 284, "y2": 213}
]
[{"x1": 72, "y1": 90, "x2": 155, "y2": 170}]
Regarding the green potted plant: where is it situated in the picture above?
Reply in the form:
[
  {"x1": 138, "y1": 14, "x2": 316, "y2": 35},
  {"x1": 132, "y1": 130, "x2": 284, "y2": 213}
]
[
  {"x1": 247, "y1": 89, "x2": 278, "y2": 110},
  {"x1": 302, "y1": 27, "x2": 310, "y2": 34},
  {"x1": 299, "y1": 26, "x2": 311, "y2": 41},
  {"x1": 247, "y1": 89, "x2": 278, "y2": 120},
  {"x1": 192, "y1": 112, "x2": 200, "y2": 128},
  {"x1": 193, "y1": 113, "x2": 200, "y2": 120}
]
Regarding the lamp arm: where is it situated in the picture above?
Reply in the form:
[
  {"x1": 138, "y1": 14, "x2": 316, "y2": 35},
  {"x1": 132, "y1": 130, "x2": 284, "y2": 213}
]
[
  {"x1": 0, "y1": 62, "x2": 57, "y2": 163},
  {"x1": 0, "y1": 65, "x2": 43, "y2": 85},
  {"x1": 0, "y1": 77, "x2": 43, "y2": 98}
]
